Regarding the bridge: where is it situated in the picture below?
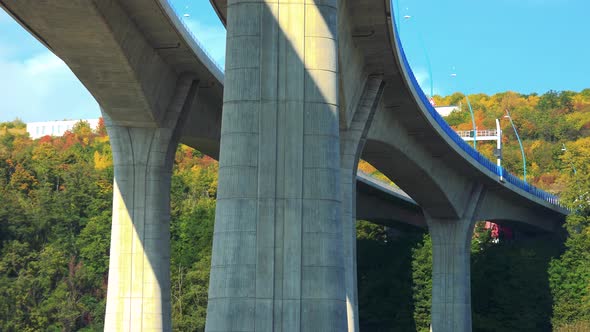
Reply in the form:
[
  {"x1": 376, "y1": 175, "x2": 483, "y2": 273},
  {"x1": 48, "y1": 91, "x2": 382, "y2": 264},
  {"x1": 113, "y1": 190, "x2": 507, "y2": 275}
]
[
  {"x1": 456, "y1": 129, "x2": 499, "y2": 141},
  {"x1": 0, "y1": 0, "x2": 568, "y2": 331}
]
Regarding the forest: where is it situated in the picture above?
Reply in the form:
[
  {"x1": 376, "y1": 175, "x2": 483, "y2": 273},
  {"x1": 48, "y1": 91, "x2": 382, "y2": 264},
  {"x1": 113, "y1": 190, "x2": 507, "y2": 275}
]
[{"x1": 0, "y1": 89, "x2": 589, "y2": 331}]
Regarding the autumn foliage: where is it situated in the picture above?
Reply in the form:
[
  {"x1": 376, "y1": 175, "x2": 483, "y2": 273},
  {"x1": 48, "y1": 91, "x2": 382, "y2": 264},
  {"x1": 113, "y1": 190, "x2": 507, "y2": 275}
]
[{"x1": 1, "y1": 87, "x2": 590, "y2": 332}]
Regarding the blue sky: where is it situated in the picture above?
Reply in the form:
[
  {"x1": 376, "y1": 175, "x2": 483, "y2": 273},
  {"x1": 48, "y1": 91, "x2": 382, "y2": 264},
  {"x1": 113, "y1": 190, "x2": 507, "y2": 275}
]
[{"x1": 0, "y1": 0, "x2": 588, "y2": 122}]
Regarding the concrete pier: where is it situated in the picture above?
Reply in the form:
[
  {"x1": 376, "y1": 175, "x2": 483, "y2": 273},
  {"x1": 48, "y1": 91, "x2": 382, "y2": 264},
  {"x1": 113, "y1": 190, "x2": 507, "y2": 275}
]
[
  {"x1": 427, "y1": 217, "x2": 475, "y2": 332},
  {"x1": 425, "y1": 185, "x2": 484, "y2": 332},
  {"x1": 0, "y1": 0, "x2": 569, "y2": 331},
  {"x1": 339, "y1": 78, "x2": 384, "y2": 331},
  {"x1": 206, "y1": 0, "x2": 347, "y2": 330},
  {"x1": 103, "y1": 77, "x2": 198, "y2": 332}
]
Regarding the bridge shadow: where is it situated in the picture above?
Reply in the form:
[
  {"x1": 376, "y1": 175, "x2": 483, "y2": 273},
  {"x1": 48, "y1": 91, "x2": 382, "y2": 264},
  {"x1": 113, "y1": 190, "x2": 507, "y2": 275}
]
[
  {"x1": 356, "y1": 220, "x2": 566, "y2": 332},
  {"x1": 471, "y1": 232, "x2": 564, "y2": 332},
  {"x1": 356, "y1": 221, "x2": 424, "y2": 331}
]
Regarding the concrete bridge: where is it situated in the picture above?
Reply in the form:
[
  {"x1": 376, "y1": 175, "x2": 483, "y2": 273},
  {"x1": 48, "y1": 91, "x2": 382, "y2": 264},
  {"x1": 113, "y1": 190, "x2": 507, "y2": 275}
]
[{"x1": 1, "y1": 0, "x2": 567, "y2": 331}]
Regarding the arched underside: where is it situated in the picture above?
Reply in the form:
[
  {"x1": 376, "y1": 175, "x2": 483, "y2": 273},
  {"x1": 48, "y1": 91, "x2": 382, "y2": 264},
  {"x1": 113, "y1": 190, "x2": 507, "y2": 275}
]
[
  {"x1": 179, "y1": 85, "x2": 222, "y2": 159},
  {"x1": 362, "y1": 138, "x2": 461, "y2": 219},
  {"x1": 355, "y1": 173, "x2": 562, "y2": 233},
  {"x1": 1, "y1": 0, "x2": 173, "y2": 126},
  {"x1": 476, "y1": 189, "x2": 564, "y2": 232},
  {"x1": 0, "y1": 0, "x2": 223, "y2": 129},
  {"x1": 210, "y1": 0, "x2": 566, "y2": 230},
  {"x1": 355, "y1": 173, "x2": 425, "y2": 228},
  {"x1": 2, "y1": 0, "x2": 566, "y2": 232}
]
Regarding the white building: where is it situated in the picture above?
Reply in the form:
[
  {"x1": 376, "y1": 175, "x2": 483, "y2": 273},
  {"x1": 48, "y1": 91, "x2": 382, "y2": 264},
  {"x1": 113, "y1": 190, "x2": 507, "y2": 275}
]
[
  {"x1": 435, "y1": 105, "x2": 460, "y2": 117},
  {"x1": 26, "y1": 119, "x2": 100, "y2": 139}
]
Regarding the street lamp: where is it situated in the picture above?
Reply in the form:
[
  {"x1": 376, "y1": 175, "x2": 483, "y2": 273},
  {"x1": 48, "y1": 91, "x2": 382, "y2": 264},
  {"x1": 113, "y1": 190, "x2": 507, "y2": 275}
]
[
  {"x1": 495, "y1": 118, "x2": 503, "y2": 181},
  {"x1": 450, "y1": 73, "x2": 477, "y2": 150},
  {"x1": 504, "y1": 110, "x2": 527, "y2": 183},
  {"x1": 401, "y1": 12, "x2": 434, "y2": 99},
  {"x1": 561, "y1": 143, "x2": 577, "y2": 175}
]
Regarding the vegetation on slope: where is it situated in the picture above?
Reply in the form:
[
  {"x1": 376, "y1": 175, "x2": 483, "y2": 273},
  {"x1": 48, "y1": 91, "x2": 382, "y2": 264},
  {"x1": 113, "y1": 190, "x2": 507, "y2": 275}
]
[
  {"x1": 0, "y1": 89, "x2": 589, "y2": 331},
  {"x1": 0, "y1": 121, "x2": 217, "y2": 330}
]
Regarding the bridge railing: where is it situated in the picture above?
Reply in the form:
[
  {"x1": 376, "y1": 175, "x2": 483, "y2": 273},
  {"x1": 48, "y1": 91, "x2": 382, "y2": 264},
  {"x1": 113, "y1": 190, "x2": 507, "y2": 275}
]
[
  {"x1": 164, "y1": 0, "x2": 224, "y2": 73},
  {"x1": 456, "y1": 129, "x2": 498, "y2": 138},
  {"x1": 391, "y1": 16, "x2": 562, "y2": 208},
  {"x1": 165, "y1": 0, "x2": 562, "y2": 209}
]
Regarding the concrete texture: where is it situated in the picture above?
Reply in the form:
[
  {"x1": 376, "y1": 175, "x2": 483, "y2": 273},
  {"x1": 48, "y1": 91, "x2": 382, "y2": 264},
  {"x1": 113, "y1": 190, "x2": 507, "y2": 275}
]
[
  {"x1": 428, "y1": 218, "x2": 474, "y2": 332},
  {"x1": 425, "y1": 184, "x2": 484, "y2": 332},
  {"x1": 339, "y1": 77, "x2": 384, "y2": 331},
  {"x1": 208, "y1": 0, "x2": 566, "y2": 226},
  {"x1": 355, "y1": 173, "x2": 425, "y2": 228},
  {"x1": 206, "y1": 0, "x2": 347, "y2": 330},
  {"x1": 0, "y1": 0, "x2": 222, "y2": 128},
  {"x1": 2, "y1": 0, "x2": 565, "y2": 227},
  {"x1": 103, "y1": 76, "x2": 198, "y2": 332},
  {"x1": 365, "y1": 84, "x2": 563, "y2": 330},
  {"x1": 2, "y1": 0, "x2": 570, "y2": 330}
]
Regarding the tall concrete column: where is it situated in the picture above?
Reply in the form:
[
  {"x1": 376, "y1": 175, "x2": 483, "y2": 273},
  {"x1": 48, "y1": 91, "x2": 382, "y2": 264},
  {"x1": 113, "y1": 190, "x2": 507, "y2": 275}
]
[
  {"x1": 339, "y1": 78, "x2": 384, "y2": 332},
  {"x1": 425, "y1": 185, "x2": 483, "y2": 332},
  {"x1": 103, "y1": 77, "x2": 198, "y2": 332},
  {"x1": 206, "y1": 1, "x2": 346, "y2": 331}
]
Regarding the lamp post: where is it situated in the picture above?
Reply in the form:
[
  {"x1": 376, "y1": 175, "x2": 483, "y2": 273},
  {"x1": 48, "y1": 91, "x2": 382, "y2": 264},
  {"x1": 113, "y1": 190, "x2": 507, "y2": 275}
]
[
  {"x1": 420, "y1": 33, "x2": 434, "y2": 99},
  {"x1": 495, "y1": 118, "x2": 503, "y2": 181},
  {"x1": 450, "y1": 73, "x2": 477, "y2": 150},
  {"x1": 402, "y1": 12, "x2": 434, "y2": 99},
  {"x1": 504, "y1": 110, "x2": 527, "y2": 183}
]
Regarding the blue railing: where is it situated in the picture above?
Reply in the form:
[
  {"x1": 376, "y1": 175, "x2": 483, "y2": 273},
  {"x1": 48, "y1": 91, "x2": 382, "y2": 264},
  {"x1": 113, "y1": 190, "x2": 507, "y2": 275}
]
[
  {"x1": 165, "y1": 0, "x2": 561, "y2": 209},
  {"x1": 391, "y1": 14, "x2": 562, "y2": 208}
]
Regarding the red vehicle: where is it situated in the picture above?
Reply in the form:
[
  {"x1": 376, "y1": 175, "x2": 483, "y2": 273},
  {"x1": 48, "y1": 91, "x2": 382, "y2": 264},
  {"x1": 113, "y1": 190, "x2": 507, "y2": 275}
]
[{"x1": 484, "y1": 221, "x2": 513, "y2": 243}]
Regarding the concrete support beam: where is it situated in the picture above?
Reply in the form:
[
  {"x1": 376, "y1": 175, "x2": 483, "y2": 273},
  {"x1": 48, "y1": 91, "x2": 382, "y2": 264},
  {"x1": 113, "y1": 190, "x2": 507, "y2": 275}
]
[
  {"x1": 339, "y1": 77, "x2": 384, "y2": 332},
  {"x1": 103, "y1": 76, "x2": 198, "y2": 332},
  {"x1": 0, "y1": 0, "x2": 178, "y2": 127},
  {"x1": 426, "y1": 185, "x2": 484, "y2": 332},
  {"x1": 337, "y1": 0, "x2": 368, "y2": 130},
  {"x1": 206, "y1": 1, "x2": 347, "y2": 330}
]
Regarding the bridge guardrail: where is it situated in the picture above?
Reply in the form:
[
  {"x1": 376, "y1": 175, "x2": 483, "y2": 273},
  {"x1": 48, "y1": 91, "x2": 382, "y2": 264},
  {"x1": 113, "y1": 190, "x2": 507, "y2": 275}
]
[
  {"x1": 456, "y1": 129, "x2": 498, "y2": 138},
  {"x1": 166, "y1": 1, "x2": 562, "y2": 209},
  {"x1": 391, "y1": 16, "x2": 562, "y2": 208},
  {"x1": 165, "y1": 0, "x2": 224, "y2": 73}
]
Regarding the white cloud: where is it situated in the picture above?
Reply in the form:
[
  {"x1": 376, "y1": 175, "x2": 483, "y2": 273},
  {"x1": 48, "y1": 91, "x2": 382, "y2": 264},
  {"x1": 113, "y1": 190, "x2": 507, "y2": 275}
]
[
  {"x1": 23, "y1": 52, "x2": 63, "y2": 75},
  {"x1": 0, "y1": 51, "x2": 99, "y2": 122},
  {"x1": 0, "y1": 11, "x2": 226, "y2": 123},
  {"x1": 183, "y1": 18, "x2": 226, "y2": 68}
]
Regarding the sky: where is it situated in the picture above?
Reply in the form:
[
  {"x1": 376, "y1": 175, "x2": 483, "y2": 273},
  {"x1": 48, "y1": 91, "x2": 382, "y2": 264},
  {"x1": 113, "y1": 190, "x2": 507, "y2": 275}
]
[{"x1": 0, "y1": 0, "x2": 588, "y2": 122}]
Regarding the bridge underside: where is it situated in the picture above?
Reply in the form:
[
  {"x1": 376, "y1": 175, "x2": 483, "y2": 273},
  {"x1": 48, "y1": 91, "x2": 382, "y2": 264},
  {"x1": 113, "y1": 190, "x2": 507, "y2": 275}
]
[{"x1": 0, "y1": 0, "x2": 568, "y2": 331}]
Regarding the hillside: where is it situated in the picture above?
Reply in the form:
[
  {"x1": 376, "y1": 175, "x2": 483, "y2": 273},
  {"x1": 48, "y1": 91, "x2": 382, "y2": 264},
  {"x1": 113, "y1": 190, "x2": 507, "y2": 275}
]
[
  {"x1": 0, "y1": 88, "x2": 589, "y2": 331},
  {"x1": 435, "y1": 90, "x2": 590, "y2": 194}
]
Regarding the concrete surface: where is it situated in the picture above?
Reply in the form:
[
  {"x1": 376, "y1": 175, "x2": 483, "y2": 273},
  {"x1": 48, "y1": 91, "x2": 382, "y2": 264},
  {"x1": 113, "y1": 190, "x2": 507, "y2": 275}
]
[
  {"x1": 425, "y1": 184, "x2": 484, "y2": 332},
  {"x1": 209, "y1": 1, "x2": 567, "y2": 331},
  {"x1": 206, "y1": 1, "x2": 346, "y2": 330},
  {"x1": 0, "y1": 0, "x2": 222, "y2": 129},
  {"x1": 340, "y1": 77, "x2": 384, "y2": 331},
  {"x1": 208, "y1": 0, "x2": 566, "y2": 228},
  {"x1": 1, "y1": 0, "x2": 569, "y2": 330},
  {"x1": 103, "y1": 76, "x2": 198, "y2": 331}
]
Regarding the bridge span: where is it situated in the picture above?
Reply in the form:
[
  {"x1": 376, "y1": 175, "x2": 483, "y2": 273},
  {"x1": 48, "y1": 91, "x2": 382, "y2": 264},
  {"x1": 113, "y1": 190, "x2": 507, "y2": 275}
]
[{"x1": 0, "y1": 0, "x2": 567, "y2": 331}]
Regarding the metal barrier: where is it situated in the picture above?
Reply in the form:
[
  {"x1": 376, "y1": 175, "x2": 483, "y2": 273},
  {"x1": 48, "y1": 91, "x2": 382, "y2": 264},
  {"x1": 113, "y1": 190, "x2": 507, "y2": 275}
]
[
  {"x1": 456, "y1": 129, "x2": 498, "y2": 138},
  {"x1": 164, "y1": 0, "x2": 224, "y2": 72},
  {"x1": 391, "y1": 16, "x2": 562, "y2": 208},
  {"x1": 164, "y1": 2, "x2": 562, "y2": 208}
]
